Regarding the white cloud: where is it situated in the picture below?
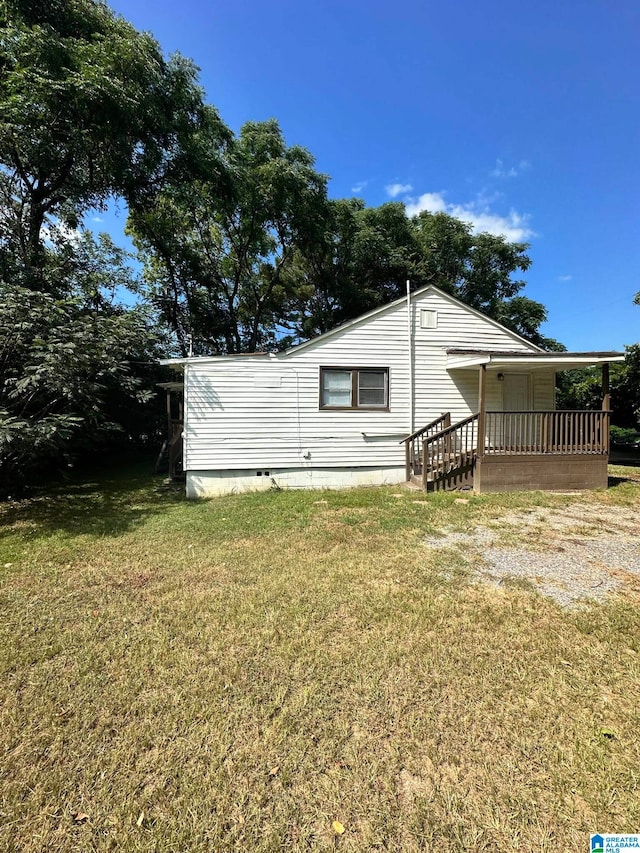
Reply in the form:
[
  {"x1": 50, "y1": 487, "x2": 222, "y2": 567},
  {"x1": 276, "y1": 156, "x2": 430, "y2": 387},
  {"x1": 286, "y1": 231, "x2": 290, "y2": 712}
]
[
  {"x1": 557, "y1": 274, "x2": 573, "y2": 282},
  {"x1": 92, "y1": 216, "x2": 104, "y2": 223},
  {"x1": 404, "y1": 190, "x2": 534, "y2": 241},
  {"x1": 351, "y1": 180, "x2": 368, "y2": 194},
  {"x1": 404, "y1": 192, "x2": 448, "y2": 216},
  {"x1": 385, "y1": 182, "x2": 413, "y2": 198},
  {"x1": 490, "y1": 159, "x2": 531, "y2": 179}
]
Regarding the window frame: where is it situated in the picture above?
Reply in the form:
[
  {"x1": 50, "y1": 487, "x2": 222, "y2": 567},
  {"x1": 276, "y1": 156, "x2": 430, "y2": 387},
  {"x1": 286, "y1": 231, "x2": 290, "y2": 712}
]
[{"x1": 319, "y1": 366, "x2": 390, "y2": 411}]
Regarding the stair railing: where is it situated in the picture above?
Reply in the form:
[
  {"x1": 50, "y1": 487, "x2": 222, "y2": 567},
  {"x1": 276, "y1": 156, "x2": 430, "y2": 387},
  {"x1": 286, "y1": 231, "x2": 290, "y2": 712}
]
[
  {"x1": 403, "y1": 413, "x2": 451, "y2": 480},
  {"x1": 422, "y1": 413, "x2": 479, "y2": 489}
]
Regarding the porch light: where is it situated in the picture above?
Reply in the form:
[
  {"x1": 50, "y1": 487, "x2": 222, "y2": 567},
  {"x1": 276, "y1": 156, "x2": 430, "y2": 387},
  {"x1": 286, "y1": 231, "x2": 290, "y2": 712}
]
[{"x1": 497, "y1": 373, "x2": 505, "y2": 381}]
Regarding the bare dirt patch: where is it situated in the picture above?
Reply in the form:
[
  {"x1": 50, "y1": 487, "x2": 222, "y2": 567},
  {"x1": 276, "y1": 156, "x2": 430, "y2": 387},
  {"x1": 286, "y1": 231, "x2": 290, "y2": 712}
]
[
  {"x1": 425, "y1": 503, "x2": 640, "y2": 606},
  {"x1": 397, "y1": 766, "x2": 435, "y2": 808}
]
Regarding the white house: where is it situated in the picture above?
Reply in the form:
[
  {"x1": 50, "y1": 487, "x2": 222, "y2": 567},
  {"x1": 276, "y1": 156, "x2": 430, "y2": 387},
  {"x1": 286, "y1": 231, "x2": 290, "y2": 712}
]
[{"x1": 160, "y1": 285, "x2": 623, "y2": 497}]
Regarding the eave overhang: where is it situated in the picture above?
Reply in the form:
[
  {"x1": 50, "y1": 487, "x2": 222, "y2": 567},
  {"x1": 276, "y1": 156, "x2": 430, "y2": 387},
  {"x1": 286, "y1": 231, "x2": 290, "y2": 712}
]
[
  {"x1": 446, "y1": 349, "x2": 625, "y2": 372},
  {"x1": 159, "y1": 352, "x2": 274, "y2": 371}
]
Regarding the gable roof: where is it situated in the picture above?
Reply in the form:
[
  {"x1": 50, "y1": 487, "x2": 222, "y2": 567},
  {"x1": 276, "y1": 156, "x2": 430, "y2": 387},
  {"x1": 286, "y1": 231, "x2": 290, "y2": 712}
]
[
  {"x1": 161, "y1": 284, "x2": 550, "y2": 369},
  {"x1": 284, "y1": 284, "x2": 545, "y2": 356}
]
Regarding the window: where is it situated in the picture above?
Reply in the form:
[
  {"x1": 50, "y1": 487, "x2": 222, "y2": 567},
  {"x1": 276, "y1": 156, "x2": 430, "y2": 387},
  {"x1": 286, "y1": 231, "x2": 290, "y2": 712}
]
[{"x1": 320, "y1": 367, "x2": 389, "y2": 410}]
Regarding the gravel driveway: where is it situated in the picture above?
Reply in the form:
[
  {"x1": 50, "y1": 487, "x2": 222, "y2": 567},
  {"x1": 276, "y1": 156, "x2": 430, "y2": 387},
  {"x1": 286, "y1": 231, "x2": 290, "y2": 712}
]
[{"x1": 424, "y1": 502, "x2": 640, "y2": 606}]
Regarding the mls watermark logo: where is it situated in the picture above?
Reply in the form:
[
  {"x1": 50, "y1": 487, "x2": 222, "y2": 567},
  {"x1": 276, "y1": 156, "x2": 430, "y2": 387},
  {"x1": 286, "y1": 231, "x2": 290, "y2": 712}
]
[{"x1": 591, "y1": 834, "x2": 640, "y2": 852}]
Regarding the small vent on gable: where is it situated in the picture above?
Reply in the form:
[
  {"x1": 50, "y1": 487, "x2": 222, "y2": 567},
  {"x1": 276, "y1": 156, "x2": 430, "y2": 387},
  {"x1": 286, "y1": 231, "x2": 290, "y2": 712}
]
[{"x1": 420, "y1": 309, "x2": 438, "y2": 329}]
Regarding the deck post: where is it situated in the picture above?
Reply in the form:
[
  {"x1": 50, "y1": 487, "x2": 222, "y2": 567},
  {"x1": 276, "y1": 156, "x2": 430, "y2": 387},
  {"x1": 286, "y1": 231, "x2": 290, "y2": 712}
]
[
  {"x1": 602, "y1": 362, "x2": 611, "y2": 455},
  {"x1": 602, "y1": 362, "x2": 610, "y2": 412},
  {"x1": 166, "y1": 390, "x2": 172, "y2": 440},
  {"x1": 405, "y1": 438, "x2": 411, "y2": 481},
  {"x1": 422, "y1": 442, "x2": 428, "y2": 491},
  {"x1": 477, "y1": 364, "x2": 487, "y2": 459}
]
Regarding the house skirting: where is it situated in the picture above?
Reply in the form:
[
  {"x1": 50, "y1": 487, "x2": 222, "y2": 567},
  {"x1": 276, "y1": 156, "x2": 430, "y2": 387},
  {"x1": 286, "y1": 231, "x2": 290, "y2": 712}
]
[
  {"x1": 474, "y1": 454, "x2": 609, "y2": 493},
  {"x1": 186, "y1": 466, "x2": 407, "y2": 498}
]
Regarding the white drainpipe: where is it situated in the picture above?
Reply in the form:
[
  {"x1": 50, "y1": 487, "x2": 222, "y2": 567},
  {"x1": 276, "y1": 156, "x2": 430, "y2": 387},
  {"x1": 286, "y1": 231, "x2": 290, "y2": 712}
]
[{"x1": 406, "y1": 279, "x2": 414, "y2": 434}]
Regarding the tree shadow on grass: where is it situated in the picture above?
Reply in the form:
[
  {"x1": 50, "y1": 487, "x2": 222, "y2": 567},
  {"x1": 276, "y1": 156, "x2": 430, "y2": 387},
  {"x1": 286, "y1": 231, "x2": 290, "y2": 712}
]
[
  {"x1": 609, "y1": 450, "x2": 640, "y2": 467},
  {"x1": 608, "y1": 461, "x2": 640, "y2": 489},
  {"x1": 0, "y1": 459, "x2": 185, "y2": 540},
  {"x1": 609, "y1": 475, "x2": 640, "y2": 488}
]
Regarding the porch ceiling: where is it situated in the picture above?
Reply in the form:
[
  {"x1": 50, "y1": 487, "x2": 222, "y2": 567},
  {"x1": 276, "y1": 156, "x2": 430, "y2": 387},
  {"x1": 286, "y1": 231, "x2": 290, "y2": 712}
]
[{"x1": 446, "y1": 349, "x2": 625, "y2": 372}]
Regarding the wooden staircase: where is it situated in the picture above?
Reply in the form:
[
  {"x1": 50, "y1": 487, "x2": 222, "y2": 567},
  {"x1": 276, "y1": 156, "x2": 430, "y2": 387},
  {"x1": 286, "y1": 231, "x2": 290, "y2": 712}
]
[{"x1": 404, "y1": 412, "x2": 479, "y2": 491}]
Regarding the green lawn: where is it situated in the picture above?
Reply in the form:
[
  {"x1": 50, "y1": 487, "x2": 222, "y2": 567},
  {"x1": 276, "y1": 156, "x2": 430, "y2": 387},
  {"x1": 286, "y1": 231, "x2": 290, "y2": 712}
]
[{"x1": 1, "y1": 465, "x2": 639, "y2": 852}]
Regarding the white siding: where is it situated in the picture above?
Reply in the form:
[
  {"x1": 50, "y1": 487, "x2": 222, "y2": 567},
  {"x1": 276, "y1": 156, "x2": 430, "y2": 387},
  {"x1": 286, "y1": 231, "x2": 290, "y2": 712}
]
[
  {"x1": 184, "y1": 358, "x2": 300, "y2": 471},
  {"x1": 182, "y1": 287, "x2": 544, "y2": 476},
  {"x1": 411, "y1": 290, "x2": 537, "y2": 427}
]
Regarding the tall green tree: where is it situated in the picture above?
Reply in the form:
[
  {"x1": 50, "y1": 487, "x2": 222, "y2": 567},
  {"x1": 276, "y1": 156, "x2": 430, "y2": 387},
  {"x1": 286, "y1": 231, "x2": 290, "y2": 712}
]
[
  {"x1": 0, "y1": 233, "x2": 164, "y2": 495},
  {"x1": 283, "y1": 202, "x2": 559, "y2": 349},
  {"x1": 0, "y1": 0, "x2": 210, "y2": 490},
  {"x1": 128, "y1": 118, "x2": 329, "y2": 354},
  {"x1": 411, "y1": 212, "x2": 562, "y2": 348},
  {"x1": 280, "y1": 200, "x2": 415, "y2": 340},
  {"x1": 556, "y1": 345, "x2": 640, "y2": 435},
  {"x1": 0, "y1": 0, "x2": 218, "y2": 279}
]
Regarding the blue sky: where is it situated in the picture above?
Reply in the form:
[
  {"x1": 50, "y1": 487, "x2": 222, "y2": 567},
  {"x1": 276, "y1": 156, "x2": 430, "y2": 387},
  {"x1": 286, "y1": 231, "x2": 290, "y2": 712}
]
[{"x1": 105, "y1": 0, "x2": 639, "y2": 351}]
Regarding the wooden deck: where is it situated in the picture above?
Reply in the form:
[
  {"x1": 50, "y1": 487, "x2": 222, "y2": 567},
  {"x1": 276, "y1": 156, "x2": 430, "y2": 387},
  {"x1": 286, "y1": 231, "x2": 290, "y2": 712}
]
[{"x1": 404, "y1": 409, "x2": 610, "y2": 492}]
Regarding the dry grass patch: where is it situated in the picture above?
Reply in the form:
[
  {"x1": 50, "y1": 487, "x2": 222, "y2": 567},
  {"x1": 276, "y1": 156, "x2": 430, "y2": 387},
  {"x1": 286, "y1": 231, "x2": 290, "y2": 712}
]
[{"x1": 1, "y1": 465, "x2": 639, "y2": 851}]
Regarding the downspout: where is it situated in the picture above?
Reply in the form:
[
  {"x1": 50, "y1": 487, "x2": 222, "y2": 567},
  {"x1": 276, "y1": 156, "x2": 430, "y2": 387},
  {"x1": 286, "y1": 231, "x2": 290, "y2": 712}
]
[
  {"x1": 407, "y1": 279, "x2": 414, "y2": 434},
  {"x1": 182, "y1": 362, "x2": 189, "y2": 479}
]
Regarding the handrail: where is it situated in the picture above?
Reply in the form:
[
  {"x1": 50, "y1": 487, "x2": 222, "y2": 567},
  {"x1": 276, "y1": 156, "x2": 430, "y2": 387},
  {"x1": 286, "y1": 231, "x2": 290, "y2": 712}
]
[
  {"x1": 403, "y1": 413, "x2": 451, "y2": 482},
  {"x1": 485, "y1": 409, "x2": 611, "y2": 415},
  {"x1": 402, "y1": 412, "x2": 451, "y2": 444},
  {"x1": 422, "y1": 413, "x2": 479, "y2": 446},
  {"x1": 422, "y1": 412, "x2": 479, "y2": 489}
]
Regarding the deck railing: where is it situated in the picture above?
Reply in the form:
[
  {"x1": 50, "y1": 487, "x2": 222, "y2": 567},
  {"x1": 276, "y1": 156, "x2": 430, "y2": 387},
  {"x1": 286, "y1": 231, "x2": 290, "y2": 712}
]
[
  {"x1": 485, "y1": 410, "x2": 610, "y2": 455},
  {"x1": 422, "y1": 413, "x2": 479, "y2": 487},
  {"x1": 404, "y1": 412, "x2": 451, "y2": 479},
  {"x1": 404, "y1": 409, "x2": 611, "y2": 489}
]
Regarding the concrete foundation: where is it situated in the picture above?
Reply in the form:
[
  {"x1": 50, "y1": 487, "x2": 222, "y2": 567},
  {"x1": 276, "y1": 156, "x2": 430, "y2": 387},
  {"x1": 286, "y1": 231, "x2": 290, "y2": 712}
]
[{"x1": 186, "y1": 466, "x2": 407, "y2": 498}]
